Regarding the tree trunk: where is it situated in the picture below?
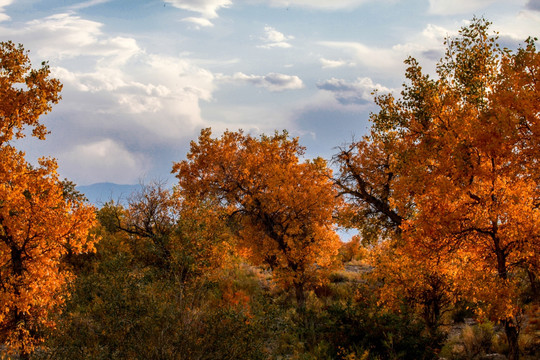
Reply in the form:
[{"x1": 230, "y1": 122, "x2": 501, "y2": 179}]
[
  {"x1": 423, "y1": 297, "x2": 441, "y2": 339},
  {"x1": 294, "y1": 282, "x2": 306, "y2": 308},
  {"x1": 504, "y1": 319, "x2": 520, "y2": 360},
  {"x1": 11, "y1": 245, "x2": 31, "y2": 360},
  {"x1": 492, "y1": 235, "x2": 520, "y2": 360},
  {"x1": 527, "y1": 269, "x2": 539, "y2": 301}
]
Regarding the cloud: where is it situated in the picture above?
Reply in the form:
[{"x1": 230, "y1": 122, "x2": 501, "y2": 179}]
[
  {"x1": 318, "y1": 23, "x2": 452, "y2": 77},
  {"x1": 318, "y1": 41, "x2": 401, "y2": 70},
  {"x1": 320, "y1": 58, "x2": 355, "y2": 69},
  {"x1": 2, "y1": 12, "x2": 217, "y2": 184},
  {"x1": 256, "y1": 0, "x2": 380, "y2": 10},
  {"x1": 494, "y1": 9, "x2": 540, "y2": 41},
  {"x1": 317, "y1": 77, "x2": 393, "y2": 105},
  {"x1": 219, "y1": 72, "x2": 304, "y2": 91},
  {"x1": 61, "y1": 139, "x2": 149, "y2": 185},
  {"x1": 391, "y1": 23, "x2": 451, "y2": 59},
  {"x1": 181, "y1": 16, "x2": 214, "y2": 27},
  {"x1": 258, "y1": 26, "x2": 294, "y2": 48},
  {"x1": 68, "y1": 0, "x2": 112, "y2": 10},
  {"x1": 527, "y1": 0, "x2": 540, "y2": 11},
  {"x1": 0, "y1": 0, "x2": 13, "y2": 22},
  {"x1": 164, "y1": 0, "x2": 231, "y2": 26},
  {"x1": 2, "y1": 13, "x2": 215, "y2": 126},
  {"x1": 50, "y1": 52, "x2": 215, "y2": 139},
  {"x1": 8, "y1": 13, "x2": 140, "y2": 64},
  {"x1": 428, "y1": 0, "x2": 503, "y2": 15}
]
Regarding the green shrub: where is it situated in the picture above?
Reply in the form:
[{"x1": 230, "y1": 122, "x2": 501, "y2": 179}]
[{"x1": 439, "y1": 322, "x2": 502, "y2": 360}]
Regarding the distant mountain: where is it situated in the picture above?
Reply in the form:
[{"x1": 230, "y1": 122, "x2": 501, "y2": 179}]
[{"x1": 77, "y1": 182, "x2": 142, "y2": 207}]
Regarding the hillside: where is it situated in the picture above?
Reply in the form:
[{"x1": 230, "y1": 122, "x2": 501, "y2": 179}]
[{"x1": 77, "y1": 182, "x2": 142, "y2": 206}]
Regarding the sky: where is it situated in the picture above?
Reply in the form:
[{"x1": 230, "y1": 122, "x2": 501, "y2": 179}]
[{"x1": 2, "y1": 0, "x2": 539, "y2": 186}]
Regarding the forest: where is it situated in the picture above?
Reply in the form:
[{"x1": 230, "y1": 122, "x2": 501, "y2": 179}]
[{"x1": 0, "y1": 18, "x2": 539, "y2": 360}]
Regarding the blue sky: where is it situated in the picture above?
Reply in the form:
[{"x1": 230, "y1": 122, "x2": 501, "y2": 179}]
[{"x1": 2, "y1": 0, "x2": 539, "y2": 185}]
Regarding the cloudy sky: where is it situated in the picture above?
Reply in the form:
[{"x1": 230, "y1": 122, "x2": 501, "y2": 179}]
[{"x1": 2, "y1": 0, "x2": 539, "y2": 185}]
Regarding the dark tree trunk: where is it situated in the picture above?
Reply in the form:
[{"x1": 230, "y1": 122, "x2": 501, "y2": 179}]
[
  {"x1": 294, "y1": 282, "x2": 306, "y2": 308},
  {"x1": 527, "y1": 269, "x2": 539, "y2": 301},
  {"x1": 11, "y1": 246, "x2": 31, "y2": 360},
  {"x1": 504, "y1": 319, "x2": 520, "y2": 360},
  {"x1": 423, "y1": 297, "x2": 441, "y2": 339},
  {"x1": 492, "y1": 234, "x2": 520, "y2": 360}
]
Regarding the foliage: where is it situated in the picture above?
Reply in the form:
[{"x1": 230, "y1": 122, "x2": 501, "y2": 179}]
[
  {"x1": 0, "y1": 41, "x2": 62, "y2": 145},
  {"x1": 368, "y1": 240, "x2": 455, "y2": 336},
  {"x1": 40, "y1": 206, "x2": 264, "y2": 360},
  {"x1": 337, "y1": 236, "x2": 366, "y2": 263},
  {"x1": 0, "y1": 42, "x2": 96, "y2": 357},
  {"x1": 334, "y1": 18, "x2": 540, "y2": 359},
  {"x1": 173, "y1": 128, "x2": 341, "y2": 306},
  {"x1": 439, "y1": 322, "x2": 507, "y2": 360},
  {"x1": 261, "y1": 284, "x2": 440, "y2": 360},
  {"x1": 114, "y1": 182, "x2": 233, "y2": 281}
]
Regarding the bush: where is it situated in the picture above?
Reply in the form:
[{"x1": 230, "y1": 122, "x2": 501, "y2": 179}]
[{"x1": 439, "y1": 322, "x2": 502, "y2": 360}]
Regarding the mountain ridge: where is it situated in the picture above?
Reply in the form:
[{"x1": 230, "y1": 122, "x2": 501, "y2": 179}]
[{"x1": 77, "y1": 182, "x2": 142, "y2": 207}]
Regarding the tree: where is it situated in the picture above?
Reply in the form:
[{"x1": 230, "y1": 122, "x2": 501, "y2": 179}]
[
  {"x1": 173, "y1": 128, "x2": 341, "y2": 306},
  {"x1": 336, "y1": 18, "x2": 539, "y2": 360},
  {"x1": 113, "y1": 181, "x2": 233, "y2": 281},
  {"x1": 334, "y1": 132, "x2": 406, "y2": 244},
  {"x1": 0, "y1": 42, "x2": 96, "y2": 357},
  {"x1": 333, "y1": 95, "x2": 454, "y2": 339}
]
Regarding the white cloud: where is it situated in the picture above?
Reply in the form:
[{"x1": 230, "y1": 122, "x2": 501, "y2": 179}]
[
  {"x1": 493, "y1": 10, "x2": 540, "y2": 40},
  {"x1": 256, "y1": 0, "x2": 381, "y2": 10},
  {"x1": 318, "y1": 41, "x2": 401, "y2": 70},
  {"x1": 69, "y1": 0, "x2": 112, "y2": 10},
  {"x1": 317, "y1": 77, "x2": 393, "y2": 105},
  {"x1": 1, "y1": 12, "x2": 219, "y2": 183},
  {"x1": 3, "y1": 12, "x2": 215, "y2": 124},
  {"x1": 258, "y1": 26, "x2": 294, "y2": 48},
  {"x1": 428, "y1": 0, "x2": 503, "y2": 15},
  {"x1": 164, "y1": 0, "x2": 231, "y2": 26},
  {"x1": 8, "y1": 13, "x2": 140, "y2": 64},
  {"x1": 320, "y1": 58, "x2": 355, "y2": 69},
  {"x1": 318, "y1": 23, "x2": 453, "y2": 77},
  {"x1": 62, "y1": 139, "x2": 149, "y2": 185},
  {"x1": 0, "y1": 0, "x2": 13, "y2": 22},
  {"x1": 182, "y1": 16, "x2": 214, "y2": 27},
  {"x1": 218, "y1": 72, "x2": 304, "y2": 91},
  {"x1": 391, "y1": 23, "x2": 451, "y2": 61},
  {"x1": 51, "y1": 51, "x2": 215, "y2": 139}
]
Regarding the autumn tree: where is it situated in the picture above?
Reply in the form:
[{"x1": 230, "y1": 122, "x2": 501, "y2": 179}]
[
  {"x1": 336, "y1": 18, "x2": 539, "y2": 360},
  {"x1": 401, "y1": 21, "x2": 539, "y2": 360},
  {"x1": 0, "y1": 41, "x2": 96, "y2": 357},
  {"x1": 334, "y1": 131, "x2": 406, "y2": 244},
  {"x1": 333, "y1": 96, "x2": 455, "y2": 339},
  {"x1": 173, "y1": 128, "x2": 341, "y2": 306},
  {"x1": 112, "y1": 181, "x2": 232, "y2": 281}
]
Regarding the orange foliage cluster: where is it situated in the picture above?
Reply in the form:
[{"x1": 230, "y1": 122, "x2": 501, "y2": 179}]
[
  {"x1": 0, "y1": 41, "x2": 96, "y2": 356},
  {"x1": 173, "y1": 129, "x2": 341, "y2": 305},
  {"x1": 334, "y1": 18, "x2": 539, "y2": 359}
]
